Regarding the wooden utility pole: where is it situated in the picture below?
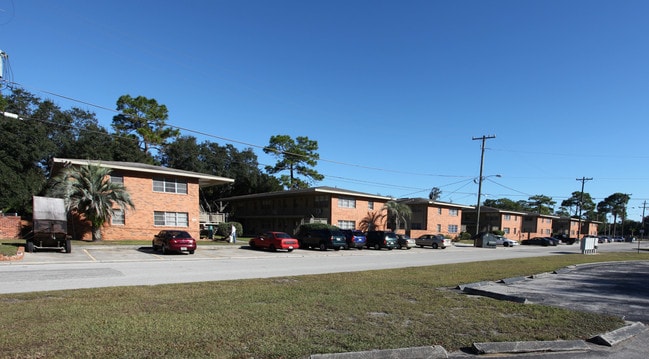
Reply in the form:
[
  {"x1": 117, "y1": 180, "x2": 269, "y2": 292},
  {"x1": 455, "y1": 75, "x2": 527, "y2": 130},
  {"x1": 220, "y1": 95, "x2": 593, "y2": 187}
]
[
  {"x1": 472, "y1": 135, "x2": 495, "y2": 244},
  {"x1": 576, "y1": 177, "x2": 593, "y2": 239}
]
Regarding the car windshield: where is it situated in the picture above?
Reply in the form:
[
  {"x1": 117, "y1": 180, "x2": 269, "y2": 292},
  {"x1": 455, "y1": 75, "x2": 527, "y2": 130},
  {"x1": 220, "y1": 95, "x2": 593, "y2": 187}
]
[
  {"x1": 275, "y1": 232, "x2": 291, "y2": 238},
  {"x1": 385, "y1": 232, "x2": 397, "y2": 239},
  {"x1": 169, "y1": 231, "x2": 191, "y2": 238}
]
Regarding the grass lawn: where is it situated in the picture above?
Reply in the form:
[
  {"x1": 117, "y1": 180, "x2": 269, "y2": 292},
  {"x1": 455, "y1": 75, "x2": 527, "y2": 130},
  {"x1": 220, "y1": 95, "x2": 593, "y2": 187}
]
[{"x1": 0, "y1": 250, "x2": 647, "y2": 358}]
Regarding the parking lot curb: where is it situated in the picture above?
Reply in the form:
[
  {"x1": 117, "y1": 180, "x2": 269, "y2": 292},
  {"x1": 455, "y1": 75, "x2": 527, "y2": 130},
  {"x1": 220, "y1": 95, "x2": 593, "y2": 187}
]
[
  {"x1": 472, "y1": 339, "x2": 589, "y2": 354},
  {"x1": 591, "y1": 321, "x2": 647, "y2": 347},
  {"x1": 309, "y1": 345, "x2": 448, "y2": 359}
]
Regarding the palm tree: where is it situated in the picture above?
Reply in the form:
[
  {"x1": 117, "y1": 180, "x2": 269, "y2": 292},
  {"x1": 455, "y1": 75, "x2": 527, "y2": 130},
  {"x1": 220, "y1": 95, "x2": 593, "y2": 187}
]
[
  {"x1": 358, "y1": 211, "x2": 385, "y2": 232},
  {"x1": 382, "y1": 200, "x2": 412, "y2": 232},
  {"x1": 48, "y1": 164, "x2": 135, "y2": 241}
]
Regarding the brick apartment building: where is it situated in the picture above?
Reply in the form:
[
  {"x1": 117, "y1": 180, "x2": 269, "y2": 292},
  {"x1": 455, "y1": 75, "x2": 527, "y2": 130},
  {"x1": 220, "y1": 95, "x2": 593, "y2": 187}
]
[
  {"x1": 397, "y1": 198, "x2": 473, "y2": 238},
  {"x1": 52, "y1": 158, "x2": 234, "y2": 241},
  {"x1": 219, "y1": 186, "x2": 391, "y2": 236}
]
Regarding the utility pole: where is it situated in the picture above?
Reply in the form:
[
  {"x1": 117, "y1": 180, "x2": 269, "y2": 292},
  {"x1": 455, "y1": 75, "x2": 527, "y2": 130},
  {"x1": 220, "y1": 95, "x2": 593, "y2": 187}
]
[
  {"x1": 576, "y1": 177, "x2": 592, "y2": 241},
  {"x1": 472, "y1": 135, "x2": 495, "y2": 244},
  {"x1": 639, "y1": 200, "x2": 647, "y2": 253}
]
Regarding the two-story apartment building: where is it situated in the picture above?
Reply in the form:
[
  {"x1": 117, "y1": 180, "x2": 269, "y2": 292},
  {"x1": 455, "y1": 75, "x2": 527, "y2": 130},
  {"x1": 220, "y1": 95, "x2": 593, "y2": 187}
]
[
  {"x1": 521, "y1": 213, "x2": 559, "y2": 240},
  {"x1": 52, "y1": 158, "x2": 234, "y2": 241},
  {"x1": 462, "y1": 206, "x2": 527, "y2": 239},
  {"x1": 553, "y1": 217, "x2": 600, "y2": 238},
  {"x1": 219, "y1": 186, "x2": 391, "y2": 236},
  {"x1": 397, "y1": 198, "x2": 473, "y2": 238}
]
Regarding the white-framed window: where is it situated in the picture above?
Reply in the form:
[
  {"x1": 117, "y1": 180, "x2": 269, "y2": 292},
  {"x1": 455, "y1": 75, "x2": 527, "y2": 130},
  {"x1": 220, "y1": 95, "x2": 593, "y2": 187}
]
[
  {"x1": 337, "y1": 220, "x2": 355, "y2": 229},
  {"x1": 448, "y1": 224, "x2": 458, "y2": 233},
  {"x1": 436, "y1": 224, "x2": 442, "y2": 232},
  {"x1": 338, "y1": 197, "x2": 356, "y2": 208},
  {"x1": 153, "y1": 177, "x2": 188, "y2": 194},
  {"x1": 449, "y1": 209, "x2": 458, "y2": 216},
  {"x1": 154, "y1": 211, "x2": 189, "y2": 227},
  {"x1": 504, "y1": 214, "x2": 511, "y2": 220},
  {"x1": 111, "y1": 209, "x2": 125, "y2": 225},
  {"x1": 110, "y1": 174, "x2": 124, "y2": 184},
  {"x1": 437, "y1": 208, "x2": 442, "y2": 215},
  {"x1": 368, "y1": 201, "x2": 374, "y2": 210},
  {"x1": 504, "y1": 227, "x2": 510, "y2": 234}
]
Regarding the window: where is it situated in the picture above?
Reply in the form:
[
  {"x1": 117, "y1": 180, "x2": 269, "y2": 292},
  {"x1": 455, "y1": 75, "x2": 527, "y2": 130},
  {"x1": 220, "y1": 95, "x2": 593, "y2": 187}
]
[
  {"x1": 437, "y1": 208, "x2": 442, "y2": 215},
  {"x1": 337, "y1": 220, "x2": 355, "y2": 229},
  {"x1": 504, "y1": 227, "x2": 510, "y2": 234},
  {"x1": 449, "y1": 209, "x2": 458, "y2": 216},
  {"x1": 110, "y1": 174, "x2": 124, "y2": 184},
  {"x1": 111, "y1": 209, "x2": 125, "y2": 225},
  {"x1": 153, "y1": 177, "x2": 188, "y2": 194},
  {"x1": 154, "y1": 211, "x2": 189, "y2": 227},
  {"x1": 504, "y1": 214, "x2": 511, "y2": 220},
  {"x1": 338, "y1": 197, "x2": 356, "y2": 208},
  {"x1": 368, "y1": 201, "x2": 374, "y2": 210},
  {"x1": 314, "y1": 195, "x2": 328, "y2": 207},
  {"x1": 448, "y1": 224, "x2": 458, "y2": 233},
  {"x1": 436, "y1": 224, "x2": 442, "y2": 232},
  {"x1": 411, "y1": 222, "x2": 422, "y2": 230}
]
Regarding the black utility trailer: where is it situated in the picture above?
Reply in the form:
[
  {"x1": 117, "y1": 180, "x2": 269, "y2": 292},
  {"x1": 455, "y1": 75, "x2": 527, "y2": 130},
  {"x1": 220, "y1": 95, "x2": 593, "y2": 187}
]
[{"x1": 26, "y1": 196, "x2": 71, "y2": 253}]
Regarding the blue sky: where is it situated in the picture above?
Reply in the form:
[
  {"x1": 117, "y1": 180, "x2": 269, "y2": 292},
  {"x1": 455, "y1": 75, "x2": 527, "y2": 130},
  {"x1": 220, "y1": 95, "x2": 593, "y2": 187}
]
[{"x1": 2, "y1": 1, "x2": 648, "y2": 221}]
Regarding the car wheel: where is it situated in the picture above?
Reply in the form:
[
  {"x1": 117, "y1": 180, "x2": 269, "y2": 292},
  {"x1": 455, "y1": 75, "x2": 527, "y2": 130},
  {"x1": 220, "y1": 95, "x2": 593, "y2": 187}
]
[
  {"x1": 26, "y1": 241, "x2": 34, "y2": 253},
  {"x1": 432, "y1": 243, "x2": 439, "y2": 249},
  {"x1": 374, "y1": 244, "x2": 380, "y2": 250},
  {"x1": 503, "y1": 242, "x2": 509, "y2": 247},
  {"x1": 269, "y1": 245, "x2": 276, "y2": 252},
  {"x1": 65, "y1": 239, "x2": 72, "y2": 253},
  {"x1": 287, "y1": 249, "x2": 293, "y2": 252},
  {"x1": 249, "y1": 241, "x2": 256, "y2": 249},
  {"x1": 162, "y1": 245, "x2": 167, "y2": 255},
  {"x1": 418, "y1": 244, "x2": 424, "y2": 248},
  {"x1": 319, "y1": 242, "x2": 327, "y2": 251},
  {"x1": 189, "y1": 250, "x2": 195, "y2": 254},
  {"x1": 397, "y1": 244, "x2": 402, "y2": 249}
]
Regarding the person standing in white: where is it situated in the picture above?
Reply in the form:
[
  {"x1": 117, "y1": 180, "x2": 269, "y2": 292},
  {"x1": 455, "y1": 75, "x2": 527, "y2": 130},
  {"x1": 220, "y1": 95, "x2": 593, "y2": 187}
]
[{"x1": 230, "y1": 224, "x2": 237, "y2": 243}]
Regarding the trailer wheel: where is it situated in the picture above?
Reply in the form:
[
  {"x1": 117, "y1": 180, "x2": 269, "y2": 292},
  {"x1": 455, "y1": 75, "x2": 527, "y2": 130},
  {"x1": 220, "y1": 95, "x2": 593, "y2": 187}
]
[
  {"x1": 26, "y1": 241, "x2": 34, "y2": 253},
  {"x1": 65, "y1": 239, "x2": 72, "y2": 253}
]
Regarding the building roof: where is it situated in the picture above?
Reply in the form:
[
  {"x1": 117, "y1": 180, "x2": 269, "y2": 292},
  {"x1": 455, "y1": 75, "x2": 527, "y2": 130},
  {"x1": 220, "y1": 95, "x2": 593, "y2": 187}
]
[
  {"x1": 219, "y1": 186, "x2": 391, "y2": 201},
  {"x1": 52, "y1": 158, "x2": 234, "y2": 188},
  {"x1": 398, "y1": 197, "x2": 474, "y2": 209}
]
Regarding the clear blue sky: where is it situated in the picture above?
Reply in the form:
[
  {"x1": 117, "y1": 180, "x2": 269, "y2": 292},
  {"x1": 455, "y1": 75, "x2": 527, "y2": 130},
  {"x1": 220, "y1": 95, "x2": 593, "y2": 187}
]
[{"x1": 2, "y1": 1, "x2": 648, "y2": 221}]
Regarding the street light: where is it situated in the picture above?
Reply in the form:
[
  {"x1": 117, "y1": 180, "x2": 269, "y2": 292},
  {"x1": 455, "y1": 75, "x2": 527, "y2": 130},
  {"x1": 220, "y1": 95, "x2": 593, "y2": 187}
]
[{"x1": 475, "y1": 174, "x2": 501, "y2": 245}]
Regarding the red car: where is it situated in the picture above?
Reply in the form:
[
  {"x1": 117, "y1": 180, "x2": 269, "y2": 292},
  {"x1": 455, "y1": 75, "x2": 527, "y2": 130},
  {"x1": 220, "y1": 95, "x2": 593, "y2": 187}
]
[
  {"x1": 249, "y1": 231, "x2": 299, "y2": 252},
  {"x1": 152, "y1": 230, "x2": 197, "y2": 254}
]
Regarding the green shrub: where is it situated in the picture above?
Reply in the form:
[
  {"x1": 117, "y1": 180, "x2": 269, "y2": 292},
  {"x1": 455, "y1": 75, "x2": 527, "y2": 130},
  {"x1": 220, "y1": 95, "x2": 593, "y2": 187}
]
[{"x1": 217, "y1": 222, "x2": 242, "y2": 237}]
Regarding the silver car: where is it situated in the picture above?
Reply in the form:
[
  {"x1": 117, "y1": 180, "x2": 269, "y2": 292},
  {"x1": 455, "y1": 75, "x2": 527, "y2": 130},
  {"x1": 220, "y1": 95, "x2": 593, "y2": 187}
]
[
  {"x1": 494, "y1": 235, "x2": 519, "y2": 247},
  {"x1": 415, "y1": 234, "x2": 451, "y2": 249}
]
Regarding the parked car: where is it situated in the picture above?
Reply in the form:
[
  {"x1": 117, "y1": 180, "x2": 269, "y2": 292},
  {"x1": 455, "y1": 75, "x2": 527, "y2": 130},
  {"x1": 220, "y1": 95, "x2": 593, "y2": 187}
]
[
  {"x1": 297, "y1": 228, "x2": 348, "y2": 250},
  {"x1": 395, "y1": 234, "x2": 415, "y2": 249},
  {"x1": 152, "y1": 230, "x2": 197, "y2": 254},
  {"x1": 365, "y1": 230, "x2": 398, "y2": 250},
  {"x1": 521, "y1": 237, "x2": 557, "y2": 246},
  {"x1": 249, "y1": 231, "x2": 299, "y2": 252},
  {"x1": 545, "y1": 237, "x2": 561, "y2": 246},
  {"x1": 553, "y1": 234, "x2": 576, "y2": 245},
  {"x1": 494, "y1": 235, "x2": 519, "y2": 247},
  {"x1": 341, "y1": 229, "x2": 366, "y2": 249},
  {"x1": 415, "y1": 234, "x2": 451, "y2": 249}
]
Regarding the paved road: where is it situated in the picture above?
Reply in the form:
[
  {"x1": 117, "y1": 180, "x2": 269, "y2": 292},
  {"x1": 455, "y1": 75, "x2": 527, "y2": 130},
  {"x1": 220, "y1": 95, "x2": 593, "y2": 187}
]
[{"x1": 0, "y1": 241, "x2": 641, "y2": 294}]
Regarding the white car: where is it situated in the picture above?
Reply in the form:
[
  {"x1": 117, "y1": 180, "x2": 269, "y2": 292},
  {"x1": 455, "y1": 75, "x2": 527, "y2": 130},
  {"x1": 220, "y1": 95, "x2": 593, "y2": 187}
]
[{"x1": 495, "y1": 235, "x2": 519, "y2": 247}]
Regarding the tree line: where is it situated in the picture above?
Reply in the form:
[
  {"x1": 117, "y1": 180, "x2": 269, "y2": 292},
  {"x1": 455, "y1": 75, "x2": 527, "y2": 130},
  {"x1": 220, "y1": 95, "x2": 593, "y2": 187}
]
[{"x1": 0, "y1": 88, "x2": 325, "y2": 215}]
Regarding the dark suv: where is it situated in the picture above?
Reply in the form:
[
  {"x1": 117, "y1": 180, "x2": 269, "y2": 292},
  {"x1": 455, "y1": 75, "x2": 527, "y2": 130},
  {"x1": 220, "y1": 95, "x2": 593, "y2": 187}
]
[
  {"x1": 297, "y1": 228, "x2": 348, "y2": 251},
  {"x1": 365, "y1": 230, "x2": 398, "y2": 250},
  {"x1": 341, "y1": 229, "x2": 366, "y2": 249}
]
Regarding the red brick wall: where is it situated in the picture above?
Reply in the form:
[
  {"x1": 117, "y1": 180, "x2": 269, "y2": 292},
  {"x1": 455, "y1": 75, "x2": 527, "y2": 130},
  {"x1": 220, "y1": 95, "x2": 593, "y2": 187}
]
[
  {"x1": 0, "y1": 215, "x2": 21, "y2": 239},
  {"x1": 329, "y1": 196, "x2": 387, "y2": 230},
  {"x1": 93, "y1": 171, "x2": 200, "y2": 241}
]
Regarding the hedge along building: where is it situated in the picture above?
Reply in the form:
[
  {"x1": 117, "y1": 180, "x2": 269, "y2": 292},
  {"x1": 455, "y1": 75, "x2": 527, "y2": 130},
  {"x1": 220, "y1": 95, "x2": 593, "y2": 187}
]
[{"x1": 51, "y1": 158, "x2": 234, "y2": 241}]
